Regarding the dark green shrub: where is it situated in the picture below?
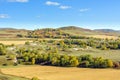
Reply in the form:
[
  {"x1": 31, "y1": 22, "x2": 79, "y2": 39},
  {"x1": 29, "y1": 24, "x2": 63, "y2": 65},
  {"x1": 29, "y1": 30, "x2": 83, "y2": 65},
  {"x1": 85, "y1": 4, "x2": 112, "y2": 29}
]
[
  {"x1": 113, "y1": 62, "x2": 120, "y2": 68},
  {"x1": 80, "y1": 61, "x2": 90, "y2": 68},
  {"x1": 31, "y1": 77, "x2": 39, "y2": 80},
  {"x1": 24, "y1": 62, "x2": 32, "y2": 65},
  {"x1": 13, "y1": 63, "x2": 18, "y2": 66},
  {"x1": 2, "y1": 63, "x2": 8, "y2": 66}
]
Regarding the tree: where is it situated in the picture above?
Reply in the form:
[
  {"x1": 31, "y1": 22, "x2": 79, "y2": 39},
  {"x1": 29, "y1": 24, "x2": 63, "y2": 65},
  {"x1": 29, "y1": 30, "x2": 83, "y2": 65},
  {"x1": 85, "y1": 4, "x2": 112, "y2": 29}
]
[
  {"x1": 23, "y1": 56, "x2": 29, "y2": 62},
  {"x1": 0, "y1": 46, "x2": 6, "y2": 55},
  {"x1": 43, "y1": 54, "x2": 48, "y2": 61},
  {"x1": 62, "y1": 44, "x2": 68, "y2": 51},
  {"x1": 17, "y1": 34, "x2": 23, "y2": 37},
  {"x1": 79, "y1": 55, "x2": 93, "y2": 62},
  {"x1": 54, "y1": 48, "x2": 58, "y2": 53},
  {"x1": 60, "y1": 55, "x2": 69, "y2": 66},
  {"x1": 69, "y1": 56, "x2": 79, "y2": 67},
  {"x1": 106, "y1": 59, "x2": 113, "y2": 68},
  {"x1": 59, "y1": 40, "x2": 65, "y2": 48},
  {"x1": 31, "y1": 58, "x2": 35, "y2": 65},
  {"x1": 25, "y1": 41, "x2": 30, "y2": 45},
  {"x1": 100, "y1": 44, "x2": 107, "y2": 50},
  {"x1": 113, "y1": 44, "x2": 118, "y2": 49},
  {"x1": 91, "y1": 57, "x2": 112, "y2": 68},
  {"x1": 51, "y1": 57, "x2": 59, "y2": 66}
]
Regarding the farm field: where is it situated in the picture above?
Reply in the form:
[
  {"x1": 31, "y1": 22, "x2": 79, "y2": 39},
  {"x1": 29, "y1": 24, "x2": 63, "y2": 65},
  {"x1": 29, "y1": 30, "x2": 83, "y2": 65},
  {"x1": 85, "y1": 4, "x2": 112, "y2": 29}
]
[
  {"x1": 1, "y1": 65, "x2": 120, "y2": 80},
  {"x1": 0, "y1": 41, "x2": 29, "y2": 45}
]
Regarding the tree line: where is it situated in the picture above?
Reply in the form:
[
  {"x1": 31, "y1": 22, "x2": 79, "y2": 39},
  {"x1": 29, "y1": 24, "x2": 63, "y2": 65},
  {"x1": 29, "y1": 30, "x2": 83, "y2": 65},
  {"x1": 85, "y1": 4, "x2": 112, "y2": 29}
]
[{"x1": 17, "y1": 49, "x2": 114, "y2": 68}]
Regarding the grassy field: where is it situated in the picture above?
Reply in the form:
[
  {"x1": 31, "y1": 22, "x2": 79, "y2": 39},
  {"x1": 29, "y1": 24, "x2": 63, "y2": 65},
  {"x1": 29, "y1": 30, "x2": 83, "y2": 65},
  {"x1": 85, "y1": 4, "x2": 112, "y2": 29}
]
[
  {"x1": 61, "y1": 48, "x2": 120, "y2": 61},
  {"x1": 87, "y1": 34, "x2": 118, "y2": 39},
  {"x1": 0, "y1": 38, "x2": 34, "y2": 45},
  {"x1": 0, "y1": 38, "x2": 60, "y2": 45},
  {"x1": 1, "y1": 65, "x2": 120, "y2": 80},
  {"x1": 0, "y1": 73, "x2": 29, "y2": 80},
  {"x1": 0, "y1": 39, "x2": 120, "y2": 80},
  {"x1": 62, "y1": 28, "x2": 119, "y2": 39},
  {"x1": 0, "y1": 40, "x2": 120, "y2": 61},
  {"x1": 0, "y1": 41, "x2": 29, "y2": 45},
  {"x1": 0, "y1": 56, "x2": 28, "y2": 80},
  {"x1": 0, "y1": 65, "x2": 28, "y2": 80}
]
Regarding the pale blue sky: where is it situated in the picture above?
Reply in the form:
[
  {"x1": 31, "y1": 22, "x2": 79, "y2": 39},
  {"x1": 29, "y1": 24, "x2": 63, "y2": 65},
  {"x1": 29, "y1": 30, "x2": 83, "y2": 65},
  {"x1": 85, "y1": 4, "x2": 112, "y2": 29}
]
[{"x1": 0, "y1": 0, "x2": 120, "y2": 30}]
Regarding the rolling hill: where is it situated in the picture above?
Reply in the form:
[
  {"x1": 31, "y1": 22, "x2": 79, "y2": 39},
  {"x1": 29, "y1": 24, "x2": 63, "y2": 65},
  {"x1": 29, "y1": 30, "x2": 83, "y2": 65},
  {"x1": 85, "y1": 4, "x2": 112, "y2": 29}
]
[
  {"x1": 0, "y1": 28, "x2": 29, "y2": 38},
  {"x1": 94, "y1": 29, "x2": 120, "y2": 33},
  {"x1": 59, "y1": 26, "x2": 120, "y2": 39},
  {"x1": 0, "y1": 26, "x2": 120, "y2": 39}
]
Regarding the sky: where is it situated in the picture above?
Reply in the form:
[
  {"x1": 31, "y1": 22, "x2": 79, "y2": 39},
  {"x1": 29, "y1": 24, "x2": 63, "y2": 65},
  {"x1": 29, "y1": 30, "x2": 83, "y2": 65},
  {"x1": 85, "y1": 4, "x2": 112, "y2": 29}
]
[{"x1": 0, "y1": 0, "x2": 120, "y2": 30}]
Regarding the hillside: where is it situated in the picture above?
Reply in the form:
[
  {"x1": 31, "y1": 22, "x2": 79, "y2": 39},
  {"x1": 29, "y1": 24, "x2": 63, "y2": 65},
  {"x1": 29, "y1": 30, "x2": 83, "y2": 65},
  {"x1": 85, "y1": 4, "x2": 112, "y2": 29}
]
[
  {"x1": 25, "y1": 26, "x2": 119, "y2": 39},
  {"x1": 0, "y1": 28, "x2": 29, "y2": 38},
  {"x1": 0, "y1": 26, "x2": 120, "y2": 39},
  {"x1": 94, "y1": 29, "x2": 120, "y2": 33},
  {"x1": 59, "y1": 26, "x2": 98, "y2": 36},
  {"x1": 60, "y1": 26, "x2": 120, "y2": 36}
]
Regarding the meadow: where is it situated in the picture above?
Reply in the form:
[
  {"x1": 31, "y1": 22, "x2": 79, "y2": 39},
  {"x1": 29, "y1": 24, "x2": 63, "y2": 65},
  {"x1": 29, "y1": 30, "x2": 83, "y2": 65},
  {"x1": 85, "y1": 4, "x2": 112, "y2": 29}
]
[
  {"x1": 60, "y1": 48, "x2": 120, "y2": 61},
  {"x1": 0, "y1": 41, "x2": 28, "y2": 45},
  {"x1": 0, "y1": 27, "x2": 120, "y2": 80},
  {"x1": 1, "y1": 65, "x2": 120, "y2": 80},
  {"x1": 0, "y1": 73, "x2": 28, "y2": 80}
]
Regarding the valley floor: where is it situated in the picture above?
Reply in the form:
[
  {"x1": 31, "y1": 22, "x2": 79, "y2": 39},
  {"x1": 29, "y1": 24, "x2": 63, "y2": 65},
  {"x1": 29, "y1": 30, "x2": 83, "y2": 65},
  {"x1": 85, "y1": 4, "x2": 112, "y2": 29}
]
[{"x1": 1, "y1": 65, "x2": 120, "y2": 80}]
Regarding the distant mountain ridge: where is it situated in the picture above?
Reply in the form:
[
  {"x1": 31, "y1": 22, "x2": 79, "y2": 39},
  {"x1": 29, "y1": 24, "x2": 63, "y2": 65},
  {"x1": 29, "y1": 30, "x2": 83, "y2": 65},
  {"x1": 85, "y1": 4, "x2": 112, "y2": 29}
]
[
  {"x1": 94, "y1": 29, "x2": 120, "y2": 33},
  {"x1": 0, "y1": 28, "x2": 29, "y2": 31},
  {"x1": 0, "y1": 27, "x2": 120, "y2": 32},
  {"x1": 0, "y1": 26, "x2": 120, "y2": 38},
  {"x1": 59, "y1": 26, "x2": 92, "y2": 31},
  {"x1": 0, "y1": 28, "x2": 29, "y2": 38}
]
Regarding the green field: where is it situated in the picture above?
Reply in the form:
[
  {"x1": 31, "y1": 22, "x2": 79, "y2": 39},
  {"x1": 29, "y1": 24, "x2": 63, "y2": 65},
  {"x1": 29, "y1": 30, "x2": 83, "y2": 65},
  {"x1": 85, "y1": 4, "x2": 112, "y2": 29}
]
[{"x1": 60, "y1": 48, "x2": 120, "y2": 61}]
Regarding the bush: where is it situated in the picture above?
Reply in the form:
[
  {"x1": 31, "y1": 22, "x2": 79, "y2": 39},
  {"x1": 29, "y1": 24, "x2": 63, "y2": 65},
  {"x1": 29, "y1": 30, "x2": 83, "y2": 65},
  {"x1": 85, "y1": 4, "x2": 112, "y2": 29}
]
[
  {"x1": 80, "y1": 61, "x2": 90, "y2": 68},
  {"x1": 69, "y1": 56, "x2": 79, "y2": 67},
  {"x1": 2, "y1": 63, "x2": 8, "y2": 66},
  {"x1": 0, "y1": 46, "x2": 6, "y2": 55},
  {"x1": 31, "y1": 77, "x2": 39, "y2": 80},
  {"x1": 113, "y1": 62, "x2": 120, "y2": 68},
  {"x1": 17, "y1": 59, "x2": 23, "y2": 64},
  {"x1": 25, "y1": 41, "x2": 30, "y2": 45},
  {"x1": 24, "y1": 62, "x2": 32, "y2": 65},
  {"x1": 91, "y1": 57, "x2": 107, "y2": 68},
  {"x1": 31, "y1": 58, "x2": 35, "y2": 65},
  {"x1": 13, "y1": 63, "x2": 18, "y2": 66},
  {"x1": 106, "y1": 59, "x2": 113, "y2": 68}
]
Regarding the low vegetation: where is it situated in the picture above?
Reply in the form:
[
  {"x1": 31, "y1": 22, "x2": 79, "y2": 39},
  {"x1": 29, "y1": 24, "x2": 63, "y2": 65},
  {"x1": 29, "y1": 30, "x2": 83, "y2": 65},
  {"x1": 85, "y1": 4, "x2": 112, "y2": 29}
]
[
  {"x1": 0, "y1": 38, "x2": 120, "y2": 68},
  {"x1": 31, "y1": 77, "x2": 39, "y2": 80},
  {"x1": 0, "y1": 26, "x2": 120, "y2": 80}
]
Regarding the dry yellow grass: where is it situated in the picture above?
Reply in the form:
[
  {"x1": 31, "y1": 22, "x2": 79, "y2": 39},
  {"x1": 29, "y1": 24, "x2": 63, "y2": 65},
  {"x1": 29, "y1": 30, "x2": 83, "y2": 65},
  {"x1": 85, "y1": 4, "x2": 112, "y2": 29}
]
[
  {"x1": 0, "y1": 41, "x2": 32, "y2": 45},
  {"x1": 1, "y1": 65, "x2": 120, "y2": 80},
  {"x1": 87, "y1": 35, "x2": 118, "y2": 39}
]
